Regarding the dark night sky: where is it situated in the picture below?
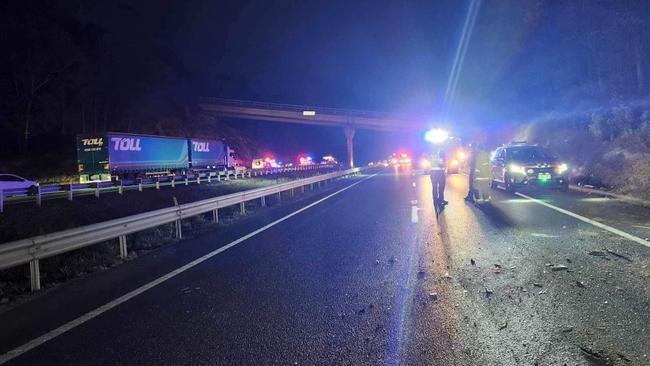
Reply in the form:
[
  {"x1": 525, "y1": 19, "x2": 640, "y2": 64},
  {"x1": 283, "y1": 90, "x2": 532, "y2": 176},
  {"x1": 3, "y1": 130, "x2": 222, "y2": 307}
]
[{"x1": 77, "y1": 0, "x2": 650, "y2": 164}]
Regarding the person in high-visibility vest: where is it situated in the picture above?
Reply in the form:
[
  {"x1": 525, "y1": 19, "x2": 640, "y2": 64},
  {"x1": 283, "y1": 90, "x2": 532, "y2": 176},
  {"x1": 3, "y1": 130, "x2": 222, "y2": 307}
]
[
  {"x1": 465, "y1": 143, "x2": 478, "y2": 202},
  {"x1": 429, "y1": 150, "x2": 448, "y2": 207}
]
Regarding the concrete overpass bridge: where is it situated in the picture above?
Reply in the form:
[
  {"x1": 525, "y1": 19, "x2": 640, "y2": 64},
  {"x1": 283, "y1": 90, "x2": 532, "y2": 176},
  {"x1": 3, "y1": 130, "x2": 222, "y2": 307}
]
[{"x1": 198, "y1": 98, "x2": 430, "y2": 168}]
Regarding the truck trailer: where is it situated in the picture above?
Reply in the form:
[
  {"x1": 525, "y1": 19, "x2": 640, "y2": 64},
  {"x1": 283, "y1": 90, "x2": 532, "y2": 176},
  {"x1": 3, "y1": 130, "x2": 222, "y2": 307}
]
[{"x1": 77, "y1": 133, "x2": 237, "y2": 182}]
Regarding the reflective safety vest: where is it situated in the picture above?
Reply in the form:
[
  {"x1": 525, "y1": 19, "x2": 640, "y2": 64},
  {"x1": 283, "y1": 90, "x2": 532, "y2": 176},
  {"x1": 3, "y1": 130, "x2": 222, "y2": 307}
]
[{"x1": 429, "y1": 156, "x2": 446, "y2": 171}]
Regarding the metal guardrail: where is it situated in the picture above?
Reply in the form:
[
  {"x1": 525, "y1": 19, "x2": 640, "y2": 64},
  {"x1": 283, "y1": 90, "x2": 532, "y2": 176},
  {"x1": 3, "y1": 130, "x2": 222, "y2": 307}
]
[
  {"x1": 0, "y1": 164, "x2": 334, "y2": 211},
  {"x1": 0, "y1": 168, "x2": 360, "y2": 291}
]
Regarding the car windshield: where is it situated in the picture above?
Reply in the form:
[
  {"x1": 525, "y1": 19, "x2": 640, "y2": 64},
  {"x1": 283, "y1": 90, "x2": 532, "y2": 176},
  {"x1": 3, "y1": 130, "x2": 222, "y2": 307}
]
[{"x1": 507, "y1": 146, "x2": 553, "y2": 162}]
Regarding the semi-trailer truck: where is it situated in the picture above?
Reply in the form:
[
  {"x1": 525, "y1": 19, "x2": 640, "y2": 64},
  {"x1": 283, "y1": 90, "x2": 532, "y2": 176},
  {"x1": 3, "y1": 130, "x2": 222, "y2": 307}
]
[{"x1": 76, "y1": 132, "x2": 238, "y2": 182}]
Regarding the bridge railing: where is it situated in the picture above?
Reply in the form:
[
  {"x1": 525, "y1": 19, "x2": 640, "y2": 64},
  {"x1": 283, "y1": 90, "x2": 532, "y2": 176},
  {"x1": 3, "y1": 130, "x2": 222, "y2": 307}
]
[
  {"x1": 199, "y1": 97, "x2": 391, "y2": 119},
  {"x1": 0, "y1": 168, "x2": 361, "y2": 291}
]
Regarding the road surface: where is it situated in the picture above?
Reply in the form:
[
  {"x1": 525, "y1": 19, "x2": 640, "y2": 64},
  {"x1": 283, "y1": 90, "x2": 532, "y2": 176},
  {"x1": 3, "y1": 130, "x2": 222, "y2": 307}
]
[{"x1": 1, "y1": 168, "x2": 649, "y2": 365}]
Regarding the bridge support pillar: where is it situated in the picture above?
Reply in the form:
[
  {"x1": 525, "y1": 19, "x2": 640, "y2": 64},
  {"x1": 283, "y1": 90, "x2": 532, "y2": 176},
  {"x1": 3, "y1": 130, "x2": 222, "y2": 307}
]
[{"x1": 344, "y1": 127, "x2": 355, "y2": 168}]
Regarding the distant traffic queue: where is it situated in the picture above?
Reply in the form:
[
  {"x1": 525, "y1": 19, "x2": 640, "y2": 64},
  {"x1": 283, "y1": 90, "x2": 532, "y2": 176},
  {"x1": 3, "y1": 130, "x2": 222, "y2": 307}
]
[{"x1": 76, "y1": 132, "x2": 238, "y2": 182}]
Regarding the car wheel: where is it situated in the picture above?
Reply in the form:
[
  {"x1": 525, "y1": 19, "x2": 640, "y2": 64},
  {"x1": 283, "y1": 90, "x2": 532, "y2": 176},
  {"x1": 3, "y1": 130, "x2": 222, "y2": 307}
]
[
  {"x1": 27, "y1": 185, "x2": 39, "y2": 196},
  {"x1": 559, "y1": 181, "x2": 569, "y2": 192},
  {"x1": 504, "y1": 174, "x2": 516, "y2": 193}
]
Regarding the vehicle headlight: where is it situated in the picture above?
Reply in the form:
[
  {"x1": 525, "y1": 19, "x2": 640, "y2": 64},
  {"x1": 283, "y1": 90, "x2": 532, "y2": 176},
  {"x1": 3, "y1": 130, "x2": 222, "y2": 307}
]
[
  {"x1": 420, "y1": 159, "x2": 431, "y2": 169},
  {"x1": 449, "y1": 159, "x2": 459, "y2": 167},
  {"x1": 556, "y1": 163, "x2": 568, "y2": 174},
  {"x1": 509, "y1": 164, "x2": 526, "y2": 174}
]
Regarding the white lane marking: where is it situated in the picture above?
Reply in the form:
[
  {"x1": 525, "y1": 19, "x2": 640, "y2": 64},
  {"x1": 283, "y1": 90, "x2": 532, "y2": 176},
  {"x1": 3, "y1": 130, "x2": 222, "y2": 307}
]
[
  {"x1": 632, "y1": 225, "x2": 650, "y2": 230},
  {"x1": 515, "y1": 192, "x2": 650, "y2": 248},
  {"x1": 411, "y1": 206, "x2": 420, "y2": 223},
  {"x1": 0, "y1": 174, "x2": 378, "y2": 365},
  {"x1": 530, "y1": 233, "x2": 560, "y2": 238}
]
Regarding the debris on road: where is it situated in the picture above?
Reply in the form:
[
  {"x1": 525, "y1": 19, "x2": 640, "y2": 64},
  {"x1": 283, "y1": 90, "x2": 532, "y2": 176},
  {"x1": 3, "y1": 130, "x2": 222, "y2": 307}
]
[
  {"x1": 588, "y1": 250, "x2": 608, "y2": 257},
  {"x1": 533, "y1": 283, "x2": 543, "y2": 288},
  {"x1": 576, "y1": 281, "x2": 586, "y2": 288},
  {"x1": 358, "y1": 308, "x2": 366, "y2": 315},
  {"x1": 374, "y1": 259, "x2": 380, "y2": 265},
  {"x1": 617, "y1": 352, "x2": 632, "y2": 363},
  {"x1": 429, "y1": 292, "x2": 438, "y2": 301},
  {"x1": 499, "y1": 321, "x2": 508, "y2": 330},
  {"x1": 443, "y1": 272, "x2": 451, "y2": 279},
  {"x1": 494, "y1": 263, "x2": 502, "y2": 268},
  {"x1": 605, "y1": 248, "x2": 633, "y2": 262},
  {"x1": 417, "y1": 270, "x2": 426, "y2": 279},
  {"x1": 551, "y1": 265, "x2": 569, "y2": 271},
  {"x1": 388, "y1": 256, "x2": 397, "y2": 264},
  {"x1": 579, "y1": 346, "x2": 609, "y2": 363},
  {"x1": 470, "y1": 258, "x2": 475, "y2": 266},
  {"x1": 484, "y1": 288, "x2": 494, "y2": 298},
  {"x1": 561, "y1": 327, "x2": 574, "y2": 333}
]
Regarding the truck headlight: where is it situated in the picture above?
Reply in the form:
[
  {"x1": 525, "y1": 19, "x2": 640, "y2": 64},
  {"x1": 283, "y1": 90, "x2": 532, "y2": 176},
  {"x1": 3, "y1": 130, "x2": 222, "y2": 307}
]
[
  {"x1": 556, "y1": 163, "x2": 568, "y2": 174},
  {"x1": 509, "y1": 164, "x2": 526, "y2": 174}
]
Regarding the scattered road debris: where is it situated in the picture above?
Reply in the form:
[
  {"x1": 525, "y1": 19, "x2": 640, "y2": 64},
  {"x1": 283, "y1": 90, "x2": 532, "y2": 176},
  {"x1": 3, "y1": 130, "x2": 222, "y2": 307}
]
[
  {"x1": 429, "y1": 292, "x2": 438, "y2": 301},
  {"x1": 576, "y1": 281, "x2": 586, "y2": 288},
  {"x1": 551, "y1": 265, "x2": 569, "y2": 271},
  {"x1": 605, "y1": 248, "x2": 633, "y2": 262}
]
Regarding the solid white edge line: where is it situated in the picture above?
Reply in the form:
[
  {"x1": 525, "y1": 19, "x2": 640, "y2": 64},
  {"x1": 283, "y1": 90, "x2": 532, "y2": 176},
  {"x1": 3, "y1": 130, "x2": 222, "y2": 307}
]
[
  {"x1": 0, "y1": 173, "x2": 378, "y2": 364},
  {"x1": 515, "y1": 192, "x2": 650, "y2": 248}
]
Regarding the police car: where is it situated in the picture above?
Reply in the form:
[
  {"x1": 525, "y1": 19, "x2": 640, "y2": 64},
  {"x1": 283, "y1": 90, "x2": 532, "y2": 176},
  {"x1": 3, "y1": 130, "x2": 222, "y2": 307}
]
[{"x1": 490, "y1": 142, "x2": 569, "y2": 192}]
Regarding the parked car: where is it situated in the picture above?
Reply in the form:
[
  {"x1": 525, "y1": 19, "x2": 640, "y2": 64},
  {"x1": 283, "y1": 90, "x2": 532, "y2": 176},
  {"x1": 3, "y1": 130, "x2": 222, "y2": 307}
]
[
  {"x1": 0, "y1": 174, "x2": 39, "y2": 194},
  {"x1": 490, "y1": 142, "x2": 569, "y2": 192}
]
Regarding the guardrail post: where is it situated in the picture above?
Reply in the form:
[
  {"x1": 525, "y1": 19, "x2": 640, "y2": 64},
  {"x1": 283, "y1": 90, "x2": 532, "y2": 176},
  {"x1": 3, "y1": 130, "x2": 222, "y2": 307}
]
[
  {"x1": 0, "y1": 190, "x2": 3, "y2": 213},
  {"x1": 95, "y1": 183, "x2": 100, "y2": 198},
  {"x1": 301, "y1": 185, "x2": 305, "y2": 193},
  {"x1": 175, "y1": 219, "x2": 182, "y2": 239},
  {"x1": 36, "y1": 186, "x2": 42, "y2": 207},
  {"x1": 138, "y1": 179, "x2": 143, "y2": 192},
  {"x1": 119, "y1": 235, "x2": 128, "y2": 259},
  {"x1": 212, "y1": 208, "x2": 219, "y2": 223},
  {"x1": 290, "y1": 188, "x2": 294, "y2": 197},
  {"x1": 225, "y1": 171, "x2": 230, "y2": 181},
  {"x1": 248, "y1": 171, "x2": 251, "y2": 178},
  {"x1": 30, "y1": 259, "x2": 41, "y2": 291},
  {"x1": 254, "y1": 171, "x2": 257, "y2": 177},
  {"x1": 155, "y1": 178, "x2": 160, "y2": 190},
  {"x1": 240, "y1": 202, "x2": 246, "y2": 215},
  {"x1": 207, "y1": 174, "x2": 211, "y2": 183},
  {"x1": 171, "y1": 178, "x2": 175, "y2": 188},
  {"x1": 197, "y1": 176, "x2": 201, "y2": 185},
  {"x1": 68, "y1": 184, "x2": 74, "y2": 200},
  {"x1": 217, "y1": 172, "x2": 222, "y2": 181},
  {"x1": 277, "y1": 191, "x2": 281, "y2": 201},
  {"x1": 118, "y1": 181, "x2": 123, "y2": 195},
  {"x1": 261, "y1": 196, "x2": 266, "y2": 206},
  {"x1": 185, "y1": 177, "x2": 189, "y2": 186}
]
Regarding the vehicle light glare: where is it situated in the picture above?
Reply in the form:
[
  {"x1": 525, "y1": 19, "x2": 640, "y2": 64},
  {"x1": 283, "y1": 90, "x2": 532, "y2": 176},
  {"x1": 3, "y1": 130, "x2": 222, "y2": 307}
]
[
  {"x1": 456, "y1": 150, "x2": 466, "y2": 161},
  {"x1": 420, "y1": 159, "x2": 431, "y2": 168},
  {"x1": 424, "y1": 129, "x2": 449, "y2": 144},
  {"x1": 557, "y1": 163, "x2": 568, "y2": 174},
  {"x1": 450, "y1": 159, "x2": 459, "y2": 167},
  {"x1": 509, "y1": 164, "x2": 526, "y2": 174}
]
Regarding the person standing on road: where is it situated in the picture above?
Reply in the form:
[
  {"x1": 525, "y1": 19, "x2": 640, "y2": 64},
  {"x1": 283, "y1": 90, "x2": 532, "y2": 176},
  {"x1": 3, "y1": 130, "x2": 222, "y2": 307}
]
[
  {"x1": 430, "y1": 150, "x2": 448, "y2": 207},
  {"x1": 465, "y1": 143, "x2": 478, "y2": 202},
  {"x1": 474, "y1": 145, "x2": 492, "y2": 203}
]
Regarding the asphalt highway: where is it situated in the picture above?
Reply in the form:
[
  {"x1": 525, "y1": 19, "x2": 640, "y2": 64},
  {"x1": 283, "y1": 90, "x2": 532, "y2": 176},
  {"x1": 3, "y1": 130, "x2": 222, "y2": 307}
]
[{"x1": 1, "y1": 168, "x2": 649, "y2": 365}]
